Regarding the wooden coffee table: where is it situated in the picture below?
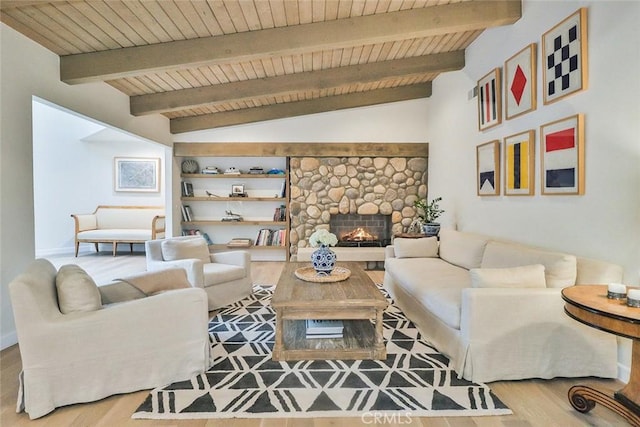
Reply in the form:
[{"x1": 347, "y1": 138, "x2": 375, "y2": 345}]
[{"x1": 271, "y1": 262, "x2": 388, "y2": 361}]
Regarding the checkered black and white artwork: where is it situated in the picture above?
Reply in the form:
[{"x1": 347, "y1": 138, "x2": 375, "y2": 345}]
[{"x1": 543, "y1": 8, "x2": 588, "y2": 104}]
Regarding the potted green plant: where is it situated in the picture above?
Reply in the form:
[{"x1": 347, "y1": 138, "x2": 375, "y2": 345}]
[{"x1": 413, "y1": 196, "x2": 445, "y2": 237}]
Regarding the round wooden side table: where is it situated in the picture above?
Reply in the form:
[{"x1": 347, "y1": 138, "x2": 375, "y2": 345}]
[{"x1": 562, "y1": 285, "x2": 640, "y2": 426}]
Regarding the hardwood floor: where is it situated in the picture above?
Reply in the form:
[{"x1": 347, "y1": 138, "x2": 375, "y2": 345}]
[{"x1": 1, "y1": 254, "x2": 629, "y2": 426}]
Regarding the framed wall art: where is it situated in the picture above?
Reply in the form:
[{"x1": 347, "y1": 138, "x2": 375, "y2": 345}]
[
  {"x1": 114, "y1": 157, "x2": 160, "y2": 192},
  {"x1": 476, "y1": 140, "x2": 500, "y2": 196},
  {"x1": 540, "y1": 114, "x2": 584, "y2": 195},
  {"x1": 477, "y1": 68, "x2": 502, "y2": 131},
  {"x1": 505, "y1": 44, "x2": 537, "y2": 120},
  {"x1": 542, "y1": 8, "x2": 588, "y2": 104},
  {"x1": 504, "y1": 130, "x2": 535, "y2": 196}
]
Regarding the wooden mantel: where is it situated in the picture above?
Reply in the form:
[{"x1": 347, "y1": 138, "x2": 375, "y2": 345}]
[{"x1": 173, "y1": 142, "x2": 428, "y2": 158}]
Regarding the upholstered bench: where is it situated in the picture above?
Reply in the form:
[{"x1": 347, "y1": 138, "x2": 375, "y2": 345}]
[{"x1": 71, "y1": 205, "x2": 165, "y2": 256}]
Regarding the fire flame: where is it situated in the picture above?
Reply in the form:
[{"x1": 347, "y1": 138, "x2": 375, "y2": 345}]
[{"x1": 341, "y1": 227, "x2": 377, "y2": 241}]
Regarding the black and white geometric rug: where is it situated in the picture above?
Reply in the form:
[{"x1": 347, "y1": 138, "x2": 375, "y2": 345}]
[{"x1": 133, "y1": 285, "x2": 511, "y2": 419}]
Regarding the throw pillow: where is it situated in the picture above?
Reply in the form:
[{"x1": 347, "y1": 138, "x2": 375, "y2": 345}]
[
  {"x1": 161, "y1": 237, "x2": 210, "y2": 264},
  {"x1": 394, "y1": 237, "x2": 439, "y2": 258},
  {"x1": 115, "y1": 268, "x2": 191, "y2": 295},
  {"x1": 469, "y1": 264, "x2": 547, "y2": 288},
  {"x1": 56, "y1": 264, "x2": 102, "y2": 314}
]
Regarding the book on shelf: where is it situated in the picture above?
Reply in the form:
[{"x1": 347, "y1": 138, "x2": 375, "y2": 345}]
[
  {"x1": 305, "y1": 319, "x2": 343, "y2": 338},
  {"x1": 273, "y1": 205, "x2": 287, "y2": 222},
  {"x1": 255, "y1": 228, "x2": 286, "y2": 246},
  {"x1": 181, "y1": 229, "x2": 213, "y2": 245},
  {"x1": 181, "y1": 181, "x2": 194, "y2": 197},
  {"x1": 227, "y1": 238, "x2": 252, "y2": 247},
  {"x1": 182, "y1": 205, "x2": 194, "y2": 222},
  {"x1": 279, "y1": 181, "x2": 286, "y2": 198}
]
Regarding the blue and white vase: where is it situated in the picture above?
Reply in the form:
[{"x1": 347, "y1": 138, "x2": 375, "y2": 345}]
[{"x1": 311, "y1": 244, "x2": 337, "y2": 276}]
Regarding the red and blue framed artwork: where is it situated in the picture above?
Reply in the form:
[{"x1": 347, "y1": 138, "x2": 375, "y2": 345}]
[
  {"x1": 505, "y1": 44, "x2": 537, "y2": 120},
  {"x1": 540, "y1": 114, "x2": 584, "y2": 195},
  {"x1": 504, "y1": 130, "x2": 535, "y2": 196},
  {"x1": 477, "y1": 140, "x2": 500, "y2": 196},
  {"x1": 477, "y1": 68, "x2": 502, "y2": 131},
  {"x1": 542, "y1": 8, "x2": 588, "y2": 105}
]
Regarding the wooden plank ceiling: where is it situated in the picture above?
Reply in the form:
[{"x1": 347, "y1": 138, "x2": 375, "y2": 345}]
[{"x1": 1, "y1": 0, "x2": 521, "y2": 133}]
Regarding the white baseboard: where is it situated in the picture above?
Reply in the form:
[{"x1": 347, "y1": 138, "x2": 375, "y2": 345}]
[
  {"x1": 35, "y1": 246, "x2": 75, "y2": 257},
  {"x1": 1, "y1": 331, "x2": 18, "y2": 351}
]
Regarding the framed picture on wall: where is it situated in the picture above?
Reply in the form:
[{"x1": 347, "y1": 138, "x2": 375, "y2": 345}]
[
  {"x1": 476, "y1": 140, "x2": 500, "y2": 196},
  {"x1": 477, "y1": 68, "x2": 502, "y2": 131},
  {"x1": 114, "y1": 157, "x2": 160, "y2": 192},
  {"x1": 540, "y1": 114, "x2": 585, "y2": 195},
  {"x1": 505, "y1": 44, "x2": 537, "y2": 120},
  {"x1": 542, "y1": 8, "x2": 588, "y2": 104},
  {"x1": 504, "y1": 130, "x2": 535, "y2": 196}
]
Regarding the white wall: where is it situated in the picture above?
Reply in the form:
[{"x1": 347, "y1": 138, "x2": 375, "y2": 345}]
[
  {"x1": 1, "y1": 23, "x2": 171, "y2": 349},
  {"x1": 33, "y1": 100, "x2": 166, "y2": 256},
  {"x1": 426, "y1": 0, "x2": 639, "y2": 379}
]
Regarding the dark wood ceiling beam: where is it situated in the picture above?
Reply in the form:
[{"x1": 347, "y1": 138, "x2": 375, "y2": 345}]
[
  {"x1": 169, "y1": 83, "x2": 432, "y2": 134},
  {"x1": 131, "y1": 51, "x2": 463, "y2": 116},
  {"x1": 60, "y1": 1, "x2": 520, "y2": 84}
]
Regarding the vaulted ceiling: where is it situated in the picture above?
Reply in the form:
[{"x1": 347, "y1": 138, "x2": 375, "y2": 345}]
[{"x1": 1, "y1": 0, "x2": 521, "y2": 133}]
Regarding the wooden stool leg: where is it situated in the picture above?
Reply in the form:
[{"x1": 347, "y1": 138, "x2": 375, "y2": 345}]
[
  {"x1": 75, "y1": 242, "x2": 80, "y2": 257},
  {"x1": 130, "y1": 243, "x2": 134, "y2": 253},
  {"x1": 113, "y1": 242, "x2": 117, "y2": 256},
  {"x1": 94, "y1": 242, "x2": 98, "y2": 253}
]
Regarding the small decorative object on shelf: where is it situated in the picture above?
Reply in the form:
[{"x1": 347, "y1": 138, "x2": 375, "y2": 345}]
[
  {"x1": 309, "y1": 229, "x2": 338, "y2": 276},
  {"x1": 224, "y1": 167, "x2": 241, "y2": 175},
  {"x1": 267, "y1": 168, "x2": 285, "y2": 175},
  {"x1": 222, "y1": 210, "x2": 243, "y2": 222},
  {"x1": 201, "y1": 166, "x2": 219, "y2": 174},
  {"x1": 249, "y1": 166, "x2": 264, "y2": 174},
  {"x1": 181, "y1": 159, "x2": 199, "y2": 174}
]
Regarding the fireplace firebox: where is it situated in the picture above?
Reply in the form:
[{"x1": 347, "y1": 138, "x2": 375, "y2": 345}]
[{"x1": 329, "y1": 214, "x2": 392, "y2": 248}]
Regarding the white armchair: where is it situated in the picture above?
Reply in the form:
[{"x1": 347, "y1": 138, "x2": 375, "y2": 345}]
[
  {"x1": 145, "y1": 236, "x2": 253, "y2": 310},
  {"x1": 8, "y1": 259, "x2": 211, "y2": 419}
]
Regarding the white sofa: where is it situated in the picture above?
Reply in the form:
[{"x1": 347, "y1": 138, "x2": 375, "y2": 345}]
[
  {"x1": 383, "y1": 229, "x2": 623, "y2": 383},
  {"x1": 8, "y1": 259, "x2": 211, "y2": 419},
  {"x1": 71, "y1": 205, "x2": 165, "y2": 256}
]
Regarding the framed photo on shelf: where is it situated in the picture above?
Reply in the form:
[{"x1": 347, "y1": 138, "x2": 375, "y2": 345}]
[
  {"x1": 504, "y1": 130, "x2": 535, "y2": 196},
  {"x1": 477, "y1": 68, "x2": 502, "y2": 131},
  {"x1": 476, "y1": 140, "x2": 500, "y2": 196},
  {"x1": 540, "y1": 114, "x2": 585, "y2": 195},
  {"x1": 542, "y1": 8, "x2": 588, "y2": 104},
  {"x1": 114, "y1": 157, "x2": 160, "y2": 192},
  {"x1": 505, "y1": 44, "x2": 537, "y2": 120},
  {"x1": 231, "y1": 184, "x2": 245, "y2": 195}
]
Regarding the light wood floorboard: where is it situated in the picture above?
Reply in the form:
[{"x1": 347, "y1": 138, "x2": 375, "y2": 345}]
[{"x1": 1, "y1": 254, "x2": 629, "y2": 426}]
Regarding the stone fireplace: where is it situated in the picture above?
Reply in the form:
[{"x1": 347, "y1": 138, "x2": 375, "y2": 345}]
[{"x1": 289, "y1": 156, "x2": 427, "y2": 260}]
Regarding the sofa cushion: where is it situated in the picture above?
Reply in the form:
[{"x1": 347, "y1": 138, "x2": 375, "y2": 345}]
[
  {"x1": 438, "y1": 229, "x2": 489, "y2": 270},
  {"x1": 385, "y1": 257, "x2": 469, "y2": 329},
  {"x1": 161, "y1": 237, "x2": 210, "y2": 264},
  {"x1": 481, "y1": 241, "x2": 577, "y2": 288},
  {"x1": 393, "y1": 237, "x2": 438, "y2": 258},
  {"x1": 469, "y1": 264, "x2": 547, "y2": 288},
  {"x1": 56, "y1": 264, "x2": 102, "y2": 314},
  {"x1": 115, "y1": 268, "x2": 191, "y2": 295}
]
